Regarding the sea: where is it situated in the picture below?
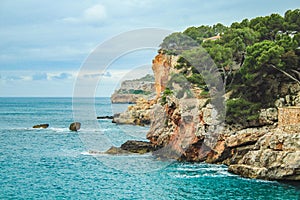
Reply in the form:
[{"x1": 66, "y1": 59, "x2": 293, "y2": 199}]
[{"x1": 0, "y1": 97, "x2": 299, "y2": 199}]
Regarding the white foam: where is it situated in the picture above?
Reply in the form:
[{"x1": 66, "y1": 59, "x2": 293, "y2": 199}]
[
  {"x1": 48, "y1": 127, "x2": 69, "y2": 132},
  {"x1": 174, "y1": 174, "x2": 201, "y2": 178},
  {"x1": 176, "y1": 167, "x2": 225, "y2": 172}
]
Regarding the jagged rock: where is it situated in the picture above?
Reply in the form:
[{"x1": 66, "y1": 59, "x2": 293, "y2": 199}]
[
  {"x1": 259, "y1": 108, "x2": 278, "y2": 125},
  {"x1": 152, "y1": 52, "x2": 178, "y2": 97},
  {"x1": 32, "y1": 124, "x2": 49, "y2": 129},
  {"x1": 228, "y1": 129, "x2": 300, "y2": 180},
  {"x1": 120, "y1": 140, "x2": 156, "y2": 154},
  {"x1": 69, "y1": 122, "x2": 81, "y2": 131},
  {"x1": 112, "y1": 98, "x2": 154, "y2": 126},
  {"x1": 225, "y1": 128, "x2": 267, "y2": 148}
]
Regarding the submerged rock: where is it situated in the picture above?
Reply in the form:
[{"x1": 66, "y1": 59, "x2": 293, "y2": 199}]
[
  {"x1": 32, "y1": 124, "x2": 49, "y2": 129},
  {"x1": 69, "y1": 122, "x2": 81, "y2": 131}
]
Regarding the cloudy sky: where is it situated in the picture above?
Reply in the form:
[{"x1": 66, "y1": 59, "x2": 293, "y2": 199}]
[{"x1": 0, "y1": 0, "x2": 299, "y2": 97}]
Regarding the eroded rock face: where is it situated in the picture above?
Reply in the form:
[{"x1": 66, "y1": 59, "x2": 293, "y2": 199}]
[
  {"x1": 228, "y1": 129, "x2": 300, "y2": 180},
  {"x1": 112, "y1": 98, "x2": 155, "y2": 126},
  {"x1": 259, "y1": 108, "x2": 278, "y2": 125},
  {"x1": 147, "y1": 95, "x2": 219, "y2": 161},
  {"x1": 152, "y1": 52, "x2": 178, "y2": 97}
]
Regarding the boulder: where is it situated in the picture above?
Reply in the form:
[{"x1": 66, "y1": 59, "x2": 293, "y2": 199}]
[
  {"x1": 69, "y1": 122, "x2": 81, "y2": 131},
  {"x1": 32, "y1": 124, "x2": 49, "y2": 129}
]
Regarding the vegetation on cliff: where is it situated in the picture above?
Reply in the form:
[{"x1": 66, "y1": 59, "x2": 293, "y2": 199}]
[{"x1": 160, "y1": 9, "x2": 300, "y2": 126}]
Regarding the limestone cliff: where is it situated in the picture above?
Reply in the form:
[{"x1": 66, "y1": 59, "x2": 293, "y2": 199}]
[
  {"x1": 152, "y1": 50, "x2": 179, "y2": 97},
  {"x1": 111, "y1": 74, "x2": 155, "y2": 103},
  {"x1": 112, "y1": 50, "x2": 300, "y2": 181}
]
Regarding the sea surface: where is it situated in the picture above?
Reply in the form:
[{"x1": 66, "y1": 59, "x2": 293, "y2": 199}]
[{"x1": 0, "y1": 97, "x2": 299, "y2": 199}]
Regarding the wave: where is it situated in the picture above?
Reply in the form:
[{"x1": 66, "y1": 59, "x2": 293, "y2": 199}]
[
  {"x1": 81, "y1": 151, "x2": 105, "y2": 156},
  {"x1": 173, "y1": 174, "x2": 201, "y2": 178},
  {"x1": 176, "y1": 166, "x2": 226, "y2": 172},
  {"x1": 48, "y1": 127, "x2": 70, "y2": 133}
]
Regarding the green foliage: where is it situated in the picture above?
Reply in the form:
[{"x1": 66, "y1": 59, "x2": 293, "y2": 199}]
[
  {"x1": 161, "y1": 88, "x2": 173, "y2": 105},
  {"x1": 284, "y1": 9, "x2": 300, "y2": 31},
  {"x1": 183, "y1": 25, "x2": 214, "y2": 43},
  {"x1": 187, "y1": 73, "x2": 205, "y2": 86},
  {"x1": 158, "y1": 9, "x2": 300, "y2": 126},
  {"x1": 241, "y1": 40, "x2": 285, "y2": 80},
  {"x1": 206, "y1": 44, "x2": 233, "y2": 68},
  {"x1": 226, "y1": 98, "x2": 260, "y2": 125},
  {"x1": 160, "y1": 32, "x2": 198, "y2": 55},
  {"x1": 128, "y1": 89, "x2": 151, "y2": 95},
  {"x1": 200, "y1": 90, "x2": 209, "y2": 97}
]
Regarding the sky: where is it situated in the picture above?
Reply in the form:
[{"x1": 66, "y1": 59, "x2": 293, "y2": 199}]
[{"x1": 0, "y1": 0, "x2": 299, "y2": 97}]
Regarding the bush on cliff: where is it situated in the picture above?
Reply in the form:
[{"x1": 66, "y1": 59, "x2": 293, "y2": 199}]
[{"x1": 226, "y1": 98, "x2": 260, "y2": 125}]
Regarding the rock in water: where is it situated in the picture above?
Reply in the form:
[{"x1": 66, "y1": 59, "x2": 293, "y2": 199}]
[
  {"x1": 105, "y1": 147, "x2": 129, "y2": 154},
  {"x1": 97, "y1": 116, "x2": 113, "y2": 119},
  {"x1": 69, "y1": 122, "x2": 81, "y2": 131},
  {"x1": 120, "y1": 140, "x2": 156, "y2": 154},
  {"x1": 32, "y1": 124, "x2": 49, "y2": 129}
]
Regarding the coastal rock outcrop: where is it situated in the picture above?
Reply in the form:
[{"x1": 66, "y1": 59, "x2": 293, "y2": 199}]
[
  {"x1": 110, "y1": 49, "x2": 300, "y2": 181},
  {"x1": 112, "y1": 98, "x2": 155, "y2": 126},
  {"x1": 104, "y1": 140, "x2": 157, "y2": 154},
  {"x1": 69, "y1": 122, "x2": 81, "y2": 131},
  {"x1": 228, "y1": 128, "x2": 300, "y2": 180}
]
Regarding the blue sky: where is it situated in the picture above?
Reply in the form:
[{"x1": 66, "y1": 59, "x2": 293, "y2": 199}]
[{"x1": 0, "y1": 0, "x2": 299, "y2": 97}]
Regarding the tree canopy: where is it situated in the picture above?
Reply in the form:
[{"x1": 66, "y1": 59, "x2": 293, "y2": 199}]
[{"x1": 159, "y1": 9, "x2": 300, "y2": 126}]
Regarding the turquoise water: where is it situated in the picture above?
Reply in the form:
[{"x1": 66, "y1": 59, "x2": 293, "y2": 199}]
[{"x1": 0, "y1": 97, "x2": 299, "y2": 199}]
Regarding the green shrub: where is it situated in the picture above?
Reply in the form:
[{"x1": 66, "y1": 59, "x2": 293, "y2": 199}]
[
  {"x1": 161, "y1": 88, "x2": 173, "y2": 105},
  {"x1": 226, "y1": 98, "x2": 260, "y2": 125}
]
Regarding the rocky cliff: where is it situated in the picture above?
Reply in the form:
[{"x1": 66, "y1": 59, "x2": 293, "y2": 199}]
[
  {"x1": 111, "y1": 74, "x2": 155, "y2": 103},
  {"x1": 112, "y1": 50, "x2": 300, "y2": 181}
]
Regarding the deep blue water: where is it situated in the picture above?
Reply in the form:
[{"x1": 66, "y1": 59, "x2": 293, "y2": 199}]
[{"x1": 0, "y1": 97, "x2": 299, "y2": 199}]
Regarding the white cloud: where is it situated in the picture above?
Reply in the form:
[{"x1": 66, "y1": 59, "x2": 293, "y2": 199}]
[{"x1": 62, "y1": 4, "x2": 107, "y2": 25}]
